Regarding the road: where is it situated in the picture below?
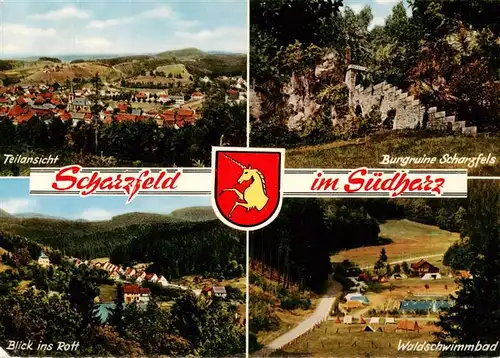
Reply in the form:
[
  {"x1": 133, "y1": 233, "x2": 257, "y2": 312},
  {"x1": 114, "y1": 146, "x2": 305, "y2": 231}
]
[
  {"x1": 263, "y1": 280, "x2": 342, "y2": 353},
  {"x1": 360, "y1": 253, "x2": 444, "y2": 270}
]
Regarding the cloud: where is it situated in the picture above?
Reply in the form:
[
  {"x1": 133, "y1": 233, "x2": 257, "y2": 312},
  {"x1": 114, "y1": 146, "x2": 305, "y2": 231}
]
[
  {"x1": 0, "y1": 198, "x2": 37, "y2": 214},
  {"x1": 141, "y1": 6, "x2": 173, "y2": 19},
  {"x1": 75, "y1": 37, "x2": 113, "y2": 49},
  {"x1": 374, "y1": 0, "x2": 398, "y2": 3},
  {"x1": 2, "y1": 24, "x2": 57, "y2": 37},
  {"x1": 349, "y1": 4, "x2": 365, "y2": 13},
  {"x1": 29, "y1": 7, "x2": 89, "y2": 20},
  {"x1": 174, "y1": 27, "x2": 247, "y2": 53},
  {"x1": 86, "y1": 6, "x2": 178, "y2": 29},
  {"x1": 369, "y1": 16, "x2": 386, "y2": 29},
  {"x1": 87, "y1": 17, "x2": 134, "y2": 29},
  {"x1": 79, "y1": 208, "x2": 115, "y2": 221}
]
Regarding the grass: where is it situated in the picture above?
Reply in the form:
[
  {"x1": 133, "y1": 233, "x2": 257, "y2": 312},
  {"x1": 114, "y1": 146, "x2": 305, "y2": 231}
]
[
  {"x1": 286, "y1": 132, "x2": 500, "y2": 174},
  {"x1": 156, "y1": 64, "x2": 191, "y2": 78},
  {"x1": 0, "y1": 262, "x2": 12, "y2": 272},
  {"x1": 251, "y1": 273, "x2": 320, "y2": 346},
  {"x1": 99, "y1": 284, "x2": 117, "y2": 303},
  {"x1": 331, "y1": 220, "x2": 460, "y2": 268},
  {"x1": 273, "y1": 321, "x2": 440, "y2": 357}
]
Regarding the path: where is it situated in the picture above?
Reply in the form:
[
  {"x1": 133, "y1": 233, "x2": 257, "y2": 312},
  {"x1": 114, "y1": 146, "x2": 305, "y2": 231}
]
[
  {"x1": 360, "y1": 253, "x2": 444, "y2": 270},
  {"x1": 260, "y1": 280, "x2": 342, "y2": 354}
]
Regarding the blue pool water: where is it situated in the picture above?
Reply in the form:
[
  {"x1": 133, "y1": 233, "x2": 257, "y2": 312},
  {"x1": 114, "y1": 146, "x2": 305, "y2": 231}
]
[
  {"x1": 97, "y1": 303, "x2": 115, "y2": 323},
  {"x1": 399, "y1": 300, "x2": 451, "y2": 313}
]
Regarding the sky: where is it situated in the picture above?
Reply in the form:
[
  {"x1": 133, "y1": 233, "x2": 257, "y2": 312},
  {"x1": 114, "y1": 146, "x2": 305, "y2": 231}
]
[
  {"x1": 342, "y1": 0, "x2": 409, "y2": 29},
  {"x1": 0, "y1": 178, "x2": 210, "y2": 221},
  {"x1": 0, "y1": 0, "x2": 247, "y2": 57}
]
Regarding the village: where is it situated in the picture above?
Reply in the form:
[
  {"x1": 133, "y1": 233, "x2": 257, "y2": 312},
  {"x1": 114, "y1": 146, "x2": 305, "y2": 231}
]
[
  {"x1": 35, "y1": 251, "x2": 235, "y2": 322},
  {"x1": 0, "y1": 73, "x2": 246, "y2": 129}
]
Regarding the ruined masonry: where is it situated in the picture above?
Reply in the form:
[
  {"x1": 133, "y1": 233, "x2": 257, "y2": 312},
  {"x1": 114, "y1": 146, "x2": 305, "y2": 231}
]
[{"x1": 345, "y1": 64, "x2": 477, "y2": 136}]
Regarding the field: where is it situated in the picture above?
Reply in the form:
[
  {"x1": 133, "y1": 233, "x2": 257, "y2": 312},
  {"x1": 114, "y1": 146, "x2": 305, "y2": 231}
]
[
  {"x1": 156, "y1": 64, "x2": 191, "y2": 78},
  {"x1": 273, "y1": 321, "x2": 441, "y2": 357},
  {"x1": 331, "y1": 220, "x2": 460, "y2": 268},
  {"x1": 286, "y1": 132, "x2": 500, "y2": 174},
  {"x1": 99, "y1": 283, "x2": 117, "y2": 303},
  {"x1": 19, "y1": 63, "x2": 121, "y2": 84}
]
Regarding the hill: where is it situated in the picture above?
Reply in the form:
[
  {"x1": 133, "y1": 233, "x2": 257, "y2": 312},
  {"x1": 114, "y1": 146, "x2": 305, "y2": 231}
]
[
  {"x1": 23, "y1": 63, "x2": 122, "y2": 84},
  {"x1": 0, "y1": 209, "x2": 13, "y2": 218},
  {"x1": 14, "y1": 213, "x2": 67, "y2": 220},
  {"x1": 0, "y1": 207, "x2": 218, "y2": 258},
  {"x1": 169, "y1": 206, "x2": 216, "y2": 221},
  {"x1": 156, "y1": 47, "x2": 206, "y2": 58}
]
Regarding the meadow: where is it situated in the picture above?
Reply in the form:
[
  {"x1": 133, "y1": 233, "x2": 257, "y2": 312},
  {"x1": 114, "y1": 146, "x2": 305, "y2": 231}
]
[
  {"x1": 286, "y1": 132, "x2": 500, "y2": 174},
  {"x1": 331, "y1": 220, "x2": 460, "y2": 268}
]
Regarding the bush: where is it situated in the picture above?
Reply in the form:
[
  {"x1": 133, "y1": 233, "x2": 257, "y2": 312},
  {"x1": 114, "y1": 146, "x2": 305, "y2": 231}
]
[
  {"x1": 225, "y1": 285, "x2": 245, "y2": 302},
  {"x1": 249, "y1": 301, "x2": 280, "y2": 333},
  {"x1": 279, "y1": 291, "x2": 312, "y2": 310}
]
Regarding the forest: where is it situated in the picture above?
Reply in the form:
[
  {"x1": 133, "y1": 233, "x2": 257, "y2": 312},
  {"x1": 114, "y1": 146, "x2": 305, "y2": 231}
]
[
  {"x1": 0, "y1": 245, "x2": 245, "y2": 357},
  {"x1": 0, "y1": 86, "x2": 245, "y2": 175},
  {"x1": 0, "y1": 218, "x2": 245, "y2": 281},
  {"x1": 250, "y1": 0, "x2": 500, "y2": 147},
  {"x1": 250, "y1": 195, "x2": 468, "y2": 293}
]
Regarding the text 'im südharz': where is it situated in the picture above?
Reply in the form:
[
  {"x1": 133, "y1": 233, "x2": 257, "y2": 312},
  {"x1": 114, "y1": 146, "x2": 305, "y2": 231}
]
[
  {"x1": 310, "y1": 168, "x2": 445, "y2": 197},
  {"x1": 51, "y1": 165, "x2": 180, "y2": 203}
]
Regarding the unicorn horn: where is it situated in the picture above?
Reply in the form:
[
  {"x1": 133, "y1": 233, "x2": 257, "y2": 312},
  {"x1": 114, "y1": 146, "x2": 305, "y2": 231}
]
[{"x1": 223, "y1": 154, "x2": 246, "y2": 169}]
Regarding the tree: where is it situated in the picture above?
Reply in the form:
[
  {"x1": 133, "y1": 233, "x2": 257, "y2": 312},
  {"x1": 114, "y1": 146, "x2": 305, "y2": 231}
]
[
  {"x1": 109, "y1": 284, "x2": 125, "y2": 334},
  {"x1": 436, "y1": 180, "x2": 500, "y2": 356},
  {"x1": 379, "y1": 248, "x2": 388, "y2": 263},
  {"x1": 401, "y1": 261, "x2": 410, "y2": 275}
]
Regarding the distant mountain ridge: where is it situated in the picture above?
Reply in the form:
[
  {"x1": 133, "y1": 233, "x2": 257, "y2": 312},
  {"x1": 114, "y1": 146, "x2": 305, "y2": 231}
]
[
  {"x1": 0, "y1": 206, "x2": 215, "y2": 224},
  {"x1": 15, "y1": 213, "x2": 69, "y2": 220},
  {"x1": 7, "y1": 47, "x2": 244, "y2": 62}
]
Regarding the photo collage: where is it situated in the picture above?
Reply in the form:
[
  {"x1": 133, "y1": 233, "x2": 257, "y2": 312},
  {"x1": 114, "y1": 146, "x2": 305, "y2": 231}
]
[{"x1": 0, "y1": 0, "x2": 499, "y2": 357}]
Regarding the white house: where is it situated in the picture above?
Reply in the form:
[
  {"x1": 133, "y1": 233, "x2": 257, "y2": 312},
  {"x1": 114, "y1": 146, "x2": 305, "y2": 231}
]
[
  {"x1": 422, "y1": 273, "x2": 442, "y2": 280},
  {"x1": 145, "y1": 273, "x2": 158, "y2": 283},
  {"x1": 136, "y1": 271, "x2": 146, "y2": 280},
  {"x1": 123, "y1": 285, "x2": 150, "y2": 304},
  {"x1": 212, "y1": 286, "x2": 227, "y2": 298},
  {"x1": 38, "y1": 252, "x2": 50, "y2": 268},
  {"x1": 169, "y1": 95, "x2": 185, "y2": 105},
  {"x1": 124, "y1": 267, "x2": 136, "y2": 278},
  {"x1": 191, "y1": 91, "x2": 204, "y2": 100}
]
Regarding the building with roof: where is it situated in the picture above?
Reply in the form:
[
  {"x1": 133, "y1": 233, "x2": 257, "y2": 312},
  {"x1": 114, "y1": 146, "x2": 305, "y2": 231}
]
[
  {"x1": 38, "y1": 252, "x2": 50, "y2": 268},
  {"x1": 411, "y1": 259, "x2": 440, "y2": 277},
  {"x1": 123, "y1": 285, "x2": 150, "y2": 304}
]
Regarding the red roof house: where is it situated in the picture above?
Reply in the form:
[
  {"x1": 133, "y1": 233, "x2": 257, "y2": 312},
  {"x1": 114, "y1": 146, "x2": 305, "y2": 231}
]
[{"x1": 8, "y1": 105, "x2": 25, "y2": 117}]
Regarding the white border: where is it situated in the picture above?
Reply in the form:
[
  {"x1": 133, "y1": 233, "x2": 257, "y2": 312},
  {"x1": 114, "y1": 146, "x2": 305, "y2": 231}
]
[{"x1": 210, "y1": 146, "x2": 285, "y2": 232}]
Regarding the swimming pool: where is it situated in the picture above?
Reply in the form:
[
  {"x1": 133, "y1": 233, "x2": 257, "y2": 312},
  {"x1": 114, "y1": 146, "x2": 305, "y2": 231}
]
[{"x1": 399, "y1": 299, "x2": 452, "y2": 313}]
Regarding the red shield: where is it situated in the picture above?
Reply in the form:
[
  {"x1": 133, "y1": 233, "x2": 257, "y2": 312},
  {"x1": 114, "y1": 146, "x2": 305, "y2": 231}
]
[{"x1": 212, "y1": 147, "x2": 284, "y2": 231}]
